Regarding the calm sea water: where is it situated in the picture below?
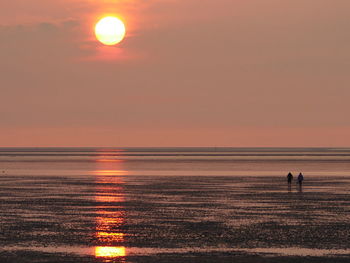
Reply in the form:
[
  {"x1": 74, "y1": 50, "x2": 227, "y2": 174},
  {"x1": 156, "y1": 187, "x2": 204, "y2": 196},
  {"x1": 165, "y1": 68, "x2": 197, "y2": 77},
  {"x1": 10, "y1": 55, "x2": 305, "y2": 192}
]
[
  {"x1": 0, "y1": 148, "x2": 349, "y2": 262},
  {"x1": 1, "y1": 147, "x2": 350, "y2": 177}
]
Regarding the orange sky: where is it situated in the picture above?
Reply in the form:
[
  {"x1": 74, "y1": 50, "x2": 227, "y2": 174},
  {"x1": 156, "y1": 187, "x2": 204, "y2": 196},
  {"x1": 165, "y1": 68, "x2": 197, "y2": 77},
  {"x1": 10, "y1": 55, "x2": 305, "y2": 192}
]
[{"x1": 1, "y1": 0, "x2": 349, "y2": 147}]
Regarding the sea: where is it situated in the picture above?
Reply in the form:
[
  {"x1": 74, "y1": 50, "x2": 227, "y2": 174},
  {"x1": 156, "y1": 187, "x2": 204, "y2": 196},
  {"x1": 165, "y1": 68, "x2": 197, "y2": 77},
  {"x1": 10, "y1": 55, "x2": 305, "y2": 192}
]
[{"x1": 0, "y1": 148, "x2": 349, "y2": 262}]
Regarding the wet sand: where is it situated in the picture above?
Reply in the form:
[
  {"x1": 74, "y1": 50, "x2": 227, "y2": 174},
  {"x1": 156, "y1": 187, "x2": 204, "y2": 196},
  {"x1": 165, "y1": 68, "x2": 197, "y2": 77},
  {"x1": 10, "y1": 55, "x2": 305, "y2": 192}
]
[{"x1": 0, "y1": 175, "x2": 349, "y2": 262}]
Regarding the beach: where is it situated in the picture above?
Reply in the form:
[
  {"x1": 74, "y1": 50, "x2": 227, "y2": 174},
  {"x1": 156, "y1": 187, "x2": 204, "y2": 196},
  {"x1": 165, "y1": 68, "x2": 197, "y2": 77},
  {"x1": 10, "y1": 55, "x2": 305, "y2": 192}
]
[{"x1": 0, "y1": 148, "x2": 349, "y2": 262}]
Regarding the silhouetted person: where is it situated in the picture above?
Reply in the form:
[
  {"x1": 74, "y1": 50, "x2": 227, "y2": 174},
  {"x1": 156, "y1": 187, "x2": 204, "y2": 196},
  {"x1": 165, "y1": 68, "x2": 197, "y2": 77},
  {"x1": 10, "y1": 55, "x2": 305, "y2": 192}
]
[
  {"x1": 287, "y1": 172, "x2": 293, "y2": 184},
  {"x1": 297, "y1": 173, "x2": 304, "y2": 186}
]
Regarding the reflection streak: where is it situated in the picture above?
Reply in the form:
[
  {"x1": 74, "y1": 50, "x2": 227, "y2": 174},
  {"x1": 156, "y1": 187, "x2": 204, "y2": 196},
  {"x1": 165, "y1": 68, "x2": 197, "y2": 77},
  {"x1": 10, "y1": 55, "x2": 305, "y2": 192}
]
[
  {"x1": 95, "y1": 246, "x2": 126, "y2": 258},
  {"x1": 94, "y1": 160, "x2": 127, "y2": 260}
]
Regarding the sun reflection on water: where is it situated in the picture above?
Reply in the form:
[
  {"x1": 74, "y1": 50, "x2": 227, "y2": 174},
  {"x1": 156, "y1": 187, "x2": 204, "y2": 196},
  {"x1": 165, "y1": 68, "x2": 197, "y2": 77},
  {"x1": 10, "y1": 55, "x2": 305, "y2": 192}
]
[
  {"x1": 94, "y1": 159, "x2": 127, "y2": 260},
  {"x1": 95, "y1": 169, "x2": 128, "y2": 176},
  {"x1": 95, "y1": 246, "x2": 126, "y2": 258}
]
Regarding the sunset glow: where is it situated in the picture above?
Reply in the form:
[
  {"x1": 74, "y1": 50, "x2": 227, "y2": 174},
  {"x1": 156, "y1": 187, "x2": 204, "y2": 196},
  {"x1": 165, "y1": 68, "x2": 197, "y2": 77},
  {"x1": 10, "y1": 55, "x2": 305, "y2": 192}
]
[
  {"x1": 95, "y1": 16, "x2": 126, "y2": 45},
  {"x1": 4, "y1": 1, "x2": 350, "y2": 262}
]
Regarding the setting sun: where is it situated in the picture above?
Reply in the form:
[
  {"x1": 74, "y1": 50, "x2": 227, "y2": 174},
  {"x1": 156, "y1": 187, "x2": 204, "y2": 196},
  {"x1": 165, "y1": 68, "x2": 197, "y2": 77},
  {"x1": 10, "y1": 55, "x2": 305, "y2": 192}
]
[{"x1": 95, "y1": 16, "x2": 126, "y2": 45}]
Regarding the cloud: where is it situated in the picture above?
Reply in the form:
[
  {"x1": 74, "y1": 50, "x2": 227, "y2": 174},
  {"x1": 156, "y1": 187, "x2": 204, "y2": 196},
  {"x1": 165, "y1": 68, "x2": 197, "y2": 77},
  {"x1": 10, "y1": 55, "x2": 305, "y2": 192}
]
[{"x1": 0, "y1": 20, "x2": 88, "y2": 66}]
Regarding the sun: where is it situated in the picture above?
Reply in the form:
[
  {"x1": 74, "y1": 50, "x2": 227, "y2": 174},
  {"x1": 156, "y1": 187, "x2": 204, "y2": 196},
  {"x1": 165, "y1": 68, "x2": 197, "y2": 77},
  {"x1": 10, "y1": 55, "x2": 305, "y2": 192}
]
[{"x1": 95, "y1": 16, "x2": 126, "y2": 46}]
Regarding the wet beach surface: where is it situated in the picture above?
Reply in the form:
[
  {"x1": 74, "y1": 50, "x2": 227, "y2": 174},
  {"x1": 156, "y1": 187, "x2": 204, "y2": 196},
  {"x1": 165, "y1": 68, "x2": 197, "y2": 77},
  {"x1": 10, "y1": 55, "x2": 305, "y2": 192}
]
[{"x1": 0, "y1": 175, "x2": 349, "y2": 262}]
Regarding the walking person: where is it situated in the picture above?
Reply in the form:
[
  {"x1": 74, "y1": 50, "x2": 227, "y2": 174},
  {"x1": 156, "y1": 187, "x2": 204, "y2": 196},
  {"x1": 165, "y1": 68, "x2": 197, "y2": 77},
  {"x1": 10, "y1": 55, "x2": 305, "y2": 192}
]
[
  {"x1": 297, "y1": 172, "x2": 304, "y2": 186},
  {"x1": 287, "y1": 172, "x2": 293, "y2": 184}
]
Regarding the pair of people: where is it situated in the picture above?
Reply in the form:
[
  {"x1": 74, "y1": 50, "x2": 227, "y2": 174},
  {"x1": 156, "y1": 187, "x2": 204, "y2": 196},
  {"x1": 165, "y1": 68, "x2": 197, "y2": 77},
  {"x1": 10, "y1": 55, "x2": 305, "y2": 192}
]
[{"x1": 287, "y1": 172, "x2": 304, "y2": 185}]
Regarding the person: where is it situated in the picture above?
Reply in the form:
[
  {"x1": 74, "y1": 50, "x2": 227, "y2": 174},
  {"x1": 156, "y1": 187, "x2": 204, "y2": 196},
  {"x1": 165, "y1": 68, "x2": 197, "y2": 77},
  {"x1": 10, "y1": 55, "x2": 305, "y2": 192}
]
[
  {"x1": 297, "y1": 172, "x2": 304, "y2": 186},
  {"x1": 287, "y1": 172, "x2": 293, "y2": 184}
]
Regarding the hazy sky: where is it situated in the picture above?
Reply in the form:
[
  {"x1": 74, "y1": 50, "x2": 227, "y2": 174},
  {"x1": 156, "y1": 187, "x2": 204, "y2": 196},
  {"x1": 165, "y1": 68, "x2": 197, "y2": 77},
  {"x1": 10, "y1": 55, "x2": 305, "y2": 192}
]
[{"x1": 1, "y1": 0, "x2": 349, "y2": 147}]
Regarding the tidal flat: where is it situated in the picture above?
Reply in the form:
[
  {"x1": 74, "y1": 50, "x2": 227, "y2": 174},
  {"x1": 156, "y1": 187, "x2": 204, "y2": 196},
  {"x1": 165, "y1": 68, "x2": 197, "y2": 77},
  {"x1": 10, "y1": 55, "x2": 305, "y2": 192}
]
[{"x1": 0, "y1": 174, "x2": 349, "y2": 262}]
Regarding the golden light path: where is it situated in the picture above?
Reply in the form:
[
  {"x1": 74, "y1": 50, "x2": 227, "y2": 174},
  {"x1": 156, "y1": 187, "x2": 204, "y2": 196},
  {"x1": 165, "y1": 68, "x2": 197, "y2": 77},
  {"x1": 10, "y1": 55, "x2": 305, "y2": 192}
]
[
  {"x1": 95, "y1": 246, "x2": 126, "y2": 258},
  {"x1": 94, "y1": 158, "x2": 127, "y2": 259},
  {"x1": 95, "y1": 16, "x2": 126, "y2": 45}
]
